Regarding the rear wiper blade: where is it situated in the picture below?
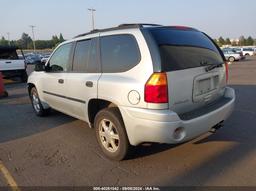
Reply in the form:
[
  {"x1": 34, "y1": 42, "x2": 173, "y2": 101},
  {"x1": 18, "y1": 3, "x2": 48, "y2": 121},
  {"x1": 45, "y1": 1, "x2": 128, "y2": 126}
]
[{"x1": 205, "y1": 63, "x2": 223, "y2": 72}]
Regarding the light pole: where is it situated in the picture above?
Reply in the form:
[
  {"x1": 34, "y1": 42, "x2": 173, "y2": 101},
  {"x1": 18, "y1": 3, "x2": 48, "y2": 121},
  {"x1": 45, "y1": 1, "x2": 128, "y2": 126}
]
[
  {"x1": 88, "y1": 8, "x2": 96, "y2": 30},
  {"x1": 7, "y1": 32, "x2": 10, "y2": 45},
  {"x1": 29, "y1": 25, "x2": 36, "y2": 52}
]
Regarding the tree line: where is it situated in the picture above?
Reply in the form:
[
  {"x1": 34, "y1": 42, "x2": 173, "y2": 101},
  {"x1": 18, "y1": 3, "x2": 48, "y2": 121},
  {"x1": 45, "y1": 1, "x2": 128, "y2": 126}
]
[
  {"x1": 0, "y1": 33, "x2": 65, "y2": 49},
  {"x1": 214, "y1": 36, "x2": 256, "y2": 47}
]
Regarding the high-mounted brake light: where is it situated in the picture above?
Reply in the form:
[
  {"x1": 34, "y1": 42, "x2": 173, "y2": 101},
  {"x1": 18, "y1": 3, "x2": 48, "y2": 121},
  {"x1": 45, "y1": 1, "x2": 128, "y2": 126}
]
[
  {"x1": 145, "y1": 72, "x2": 168, "y2": 103},
  {"x1": 225, "y1": 62, "x2": 229, "y2": 83}
]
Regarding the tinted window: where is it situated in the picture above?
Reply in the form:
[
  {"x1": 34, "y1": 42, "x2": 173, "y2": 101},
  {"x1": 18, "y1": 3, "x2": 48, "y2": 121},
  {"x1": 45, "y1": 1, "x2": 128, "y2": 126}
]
[
  {"x1": 149, "y1": 28, "x2": 224, "y2": 71},
  {"x1": 73, "y1": 40, "x2": 91, "y2": 72},
  {"x1": 49, "y1": 43, "x2": 72, "y2": 72},
  {"x1": 0, "y1": 49, "x2": 18, "y2": 60},
  {"x1": 243, "y1": 48, "x2": 253, "y2": 51},
  {"x1": 73, "y1": 39, "x2": 98, "y2": 73},
  {"x1": 100, "y1": 34, "x2": 140, "y2": 73}
]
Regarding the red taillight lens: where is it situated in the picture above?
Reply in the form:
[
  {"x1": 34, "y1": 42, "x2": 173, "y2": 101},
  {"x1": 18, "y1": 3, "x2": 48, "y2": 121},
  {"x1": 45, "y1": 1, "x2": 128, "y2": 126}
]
[
  {"x1": 225, "y1": 62, "x2": 229, "y2": 83},
  {"x1": 145, "y1": 72, "x2": 168, "y2": 103}
]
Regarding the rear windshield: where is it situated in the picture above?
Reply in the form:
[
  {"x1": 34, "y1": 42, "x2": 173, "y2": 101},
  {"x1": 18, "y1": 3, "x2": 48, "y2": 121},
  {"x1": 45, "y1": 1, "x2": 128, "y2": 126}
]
[
  {"x1": 148, "y1": 28, "x2": 224, "y2": 71},
  {"x1": 0, "y1": 49, "x2": 18, "y2": 60}
]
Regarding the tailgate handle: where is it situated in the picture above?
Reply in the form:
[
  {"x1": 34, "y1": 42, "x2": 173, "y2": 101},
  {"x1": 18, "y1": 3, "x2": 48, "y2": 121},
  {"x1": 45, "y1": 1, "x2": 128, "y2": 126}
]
[
  {"x1": 5, "y1": 61, "x2": 11, "y2": 64},
  {"x1": 86, "y1": 81, "x2": 93, "y2": 87},
  {"x1": 58, "y1": 79, "x2": 64, "y2": 84}
]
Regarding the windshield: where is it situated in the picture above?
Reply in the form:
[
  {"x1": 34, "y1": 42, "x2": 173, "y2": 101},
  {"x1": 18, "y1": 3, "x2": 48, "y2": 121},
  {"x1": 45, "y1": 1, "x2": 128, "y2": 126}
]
[{"x1": 148, "y1": 28, "x2": 224, "y2": 71}]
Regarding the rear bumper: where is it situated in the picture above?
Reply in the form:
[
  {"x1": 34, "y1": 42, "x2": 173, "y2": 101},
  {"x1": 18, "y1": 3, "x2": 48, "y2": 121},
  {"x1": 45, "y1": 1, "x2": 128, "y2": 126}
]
[{"x1": 120, "y1": 87, "x2": 235, "y2": 146}]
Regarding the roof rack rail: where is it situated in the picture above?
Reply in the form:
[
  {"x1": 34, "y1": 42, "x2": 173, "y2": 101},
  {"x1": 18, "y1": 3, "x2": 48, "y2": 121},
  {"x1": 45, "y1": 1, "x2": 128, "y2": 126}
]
[
  {"x1": 74, "y1": 23, "x2": 162, "y2": 38},
  {"x1": 118, "y1": 23, "x2": 162, "y2": 28}
]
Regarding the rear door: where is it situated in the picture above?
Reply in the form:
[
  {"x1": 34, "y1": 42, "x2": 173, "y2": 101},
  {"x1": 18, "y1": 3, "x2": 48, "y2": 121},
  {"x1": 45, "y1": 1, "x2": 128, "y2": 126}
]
[
  {"x1": 148, "y1": 28, "x2": 227, "y2": 115},
  {"x1": 65, "y1": 37, "x2": 101, "y2": 121}
]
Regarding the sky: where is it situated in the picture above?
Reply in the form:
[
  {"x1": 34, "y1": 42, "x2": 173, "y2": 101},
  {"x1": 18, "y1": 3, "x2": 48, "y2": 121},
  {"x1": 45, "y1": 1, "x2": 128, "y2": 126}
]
[{"x1": 1, "y1": 0, "x2": 256, "y2": 40}]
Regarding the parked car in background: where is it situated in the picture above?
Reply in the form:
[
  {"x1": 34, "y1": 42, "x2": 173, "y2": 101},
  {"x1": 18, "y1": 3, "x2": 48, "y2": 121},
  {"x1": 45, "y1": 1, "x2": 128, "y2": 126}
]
[
  {"x1": 222, "y1": 49, "x2": 243, "y2": 62},
  {"x1": 25, "y1": 53, "x2": 42, "y2": 65},
  {"x1": 230, "y1": 48, "x2": 245, "y2": 57},
  {"x1": 231, "y1": 47, "x2": 254, "y2": 57},
  {"x1": 0, "y1": 46, "x2": 28, "y2": 82},
  {"x1": 242, "y1": 48, "x2": 254, "y2": 56},
  {"x1": 40, "y1": 54, "x2": 51, "y2": 63},
  {"x1": 28, "y1": 24, "x2": 235, "y2": 160}
]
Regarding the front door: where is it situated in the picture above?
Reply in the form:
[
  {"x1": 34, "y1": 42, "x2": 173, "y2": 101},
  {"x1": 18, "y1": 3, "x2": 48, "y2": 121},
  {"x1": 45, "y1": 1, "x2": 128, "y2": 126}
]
[{"x1": 40, "y1": 42, "x2": 74, "y2": 113}]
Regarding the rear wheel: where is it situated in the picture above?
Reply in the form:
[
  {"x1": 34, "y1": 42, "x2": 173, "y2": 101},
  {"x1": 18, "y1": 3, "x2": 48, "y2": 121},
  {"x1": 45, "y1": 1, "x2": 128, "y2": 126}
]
[
  {"x1": 30, "y1": 87, "x2": 50, "y2": 116},
  {"x1": 95, "y1": 107, "x2": 130, "y2": 161},
  {"x1": 228, "y1": 57, "x2": 235, "y2": 62}
]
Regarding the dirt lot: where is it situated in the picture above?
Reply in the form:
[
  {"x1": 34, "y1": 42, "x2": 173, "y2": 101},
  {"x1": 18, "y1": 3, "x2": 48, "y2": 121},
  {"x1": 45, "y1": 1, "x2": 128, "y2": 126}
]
[{"x1": 1, "y1": 57, "x2": 256, "y2": 188}]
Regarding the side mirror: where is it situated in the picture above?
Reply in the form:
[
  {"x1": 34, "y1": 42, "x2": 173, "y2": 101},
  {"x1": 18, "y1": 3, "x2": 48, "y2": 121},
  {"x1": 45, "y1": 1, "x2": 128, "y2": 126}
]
[
  {"x1": 34, "y1": 62, "x2": 45, "y2": 72},
  {"x1": 41, "y1": 59, "x2": 47, "y2": 64}
]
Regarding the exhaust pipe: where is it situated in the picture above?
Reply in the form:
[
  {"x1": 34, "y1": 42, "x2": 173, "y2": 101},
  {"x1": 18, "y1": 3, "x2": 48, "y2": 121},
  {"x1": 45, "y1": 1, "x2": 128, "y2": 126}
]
[{"x1": 210, "y1": 121, "x2": 224, "y2": 133}]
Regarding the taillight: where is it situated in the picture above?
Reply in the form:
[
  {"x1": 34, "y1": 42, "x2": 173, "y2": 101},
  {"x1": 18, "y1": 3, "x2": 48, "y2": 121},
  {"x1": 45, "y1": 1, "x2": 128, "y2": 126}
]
[
  {"x1": 145, "y1": 72, "x2": 168, "y2": 103},
  {"x1": 225, "y1": 62, "x2": 229, "y2": 83}
]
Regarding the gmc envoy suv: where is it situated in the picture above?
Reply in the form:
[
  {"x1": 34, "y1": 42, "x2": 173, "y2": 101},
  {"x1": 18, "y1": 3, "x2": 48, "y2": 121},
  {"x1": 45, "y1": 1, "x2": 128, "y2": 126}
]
[{"x1": 28, "y1": 24, "x2": 235, "y2": 160}]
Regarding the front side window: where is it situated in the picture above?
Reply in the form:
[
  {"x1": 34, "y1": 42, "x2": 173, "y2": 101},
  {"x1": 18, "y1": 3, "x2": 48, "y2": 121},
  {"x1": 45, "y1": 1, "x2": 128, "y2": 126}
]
[
  {"x1": 48, "y1": 43, "x2": 72, "y2": 72},
  {"x1": 100, "y1": 34, "x2": 141, "y2": 73}
]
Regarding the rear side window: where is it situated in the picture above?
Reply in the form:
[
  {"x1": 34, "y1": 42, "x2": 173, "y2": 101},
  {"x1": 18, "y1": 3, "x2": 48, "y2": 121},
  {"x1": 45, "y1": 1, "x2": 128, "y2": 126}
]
[
  {"x1": 73, "y1": 39, "x2": 99, "y2": 73},
  {"x1": 100, "y1": 34, "x2": 141, "y2": 73},
  {"x1": 0, "y1": 49, "x2": 18, "y2": 60},
  {"x1": 149, "y1": 28, "x2": 224, "y2": 71},
  {"x1": 243, "y1": 48, "x2": 253, "y2": 51}
]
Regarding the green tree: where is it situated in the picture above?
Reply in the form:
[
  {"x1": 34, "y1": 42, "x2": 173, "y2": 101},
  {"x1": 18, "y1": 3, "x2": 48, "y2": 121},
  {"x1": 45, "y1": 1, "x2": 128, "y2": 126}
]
[
  {"x1": 35, "y1": 40, "x2": 54, "y2": 49},
  {"x1": 17, "y1": 33, "x2": 32, "y2": 49},
  {"x1": 51, "y1": 35, "x2": 60, "y2": 48},
  {"x1": 246, "y1": 36, "x2": 254, "y2": 46},
  {"x1": 0, "y1": 37, "x2": 9, "y2": 46},
  {"x1": 238, "y1": 36, "x2": 245, "y2": 46},
  {"x1": 59, "y1": 33, "x2": 65, "y2": 43},
  {"x1": 225, "y1": 38, "x2": 231, "y2": 45},
  {"x1": 218, "y1": 37, "x2": 225, "y2": 46}
]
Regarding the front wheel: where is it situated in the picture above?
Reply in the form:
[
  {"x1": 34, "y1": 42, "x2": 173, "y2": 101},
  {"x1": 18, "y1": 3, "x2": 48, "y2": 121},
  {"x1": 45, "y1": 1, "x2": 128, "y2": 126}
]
[
  {"x1": 95, "y1": 107, "x2": 130, "y2": 161},
  {"x1": 228, "y1": 57, "x2": 235, "y2": 62},
  {"x1": 30, "y1": 87, "x2": 50, "y2": 116}
]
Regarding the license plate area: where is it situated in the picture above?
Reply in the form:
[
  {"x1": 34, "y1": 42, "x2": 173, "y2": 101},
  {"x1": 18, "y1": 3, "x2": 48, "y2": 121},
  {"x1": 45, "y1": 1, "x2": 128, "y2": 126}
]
[{"x1": 193, "y1": 72, "x2": 220, "y2": 103}]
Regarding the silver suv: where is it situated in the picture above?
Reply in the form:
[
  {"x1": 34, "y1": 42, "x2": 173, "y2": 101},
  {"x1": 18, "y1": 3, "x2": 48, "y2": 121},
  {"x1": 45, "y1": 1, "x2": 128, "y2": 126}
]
[{"x1": 28, "y1": 24, "x2": 235, "y2": 160}]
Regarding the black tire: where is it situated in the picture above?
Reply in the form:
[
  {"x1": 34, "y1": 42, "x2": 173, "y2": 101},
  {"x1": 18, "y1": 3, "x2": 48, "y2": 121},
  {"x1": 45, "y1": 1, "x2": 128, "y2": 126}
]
[
  {"x1": 228, "y1": 57, "x2": 235, "y2": 62},
  {"x1": 95, "y1": 107, "x2": 130, "y2": 161},
  {"x1": 3, "y1": 91, "x2": 8, "y2": 97},
  {"x1": 21, "y1": 71, "x2": 28, "y2": 83},
  {"x1": 29, "y1": 87, "x2": 50, "y2": 116}
]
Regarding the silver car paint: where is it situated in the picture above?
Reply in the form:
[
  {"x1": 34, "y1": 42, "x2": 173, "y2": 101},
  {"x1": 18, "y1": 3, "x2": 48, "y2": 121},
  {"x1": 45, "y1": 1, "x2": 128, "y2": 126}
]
[{"x1": 28, "y1": 27, "x2": 235, "y2": 146}]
